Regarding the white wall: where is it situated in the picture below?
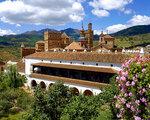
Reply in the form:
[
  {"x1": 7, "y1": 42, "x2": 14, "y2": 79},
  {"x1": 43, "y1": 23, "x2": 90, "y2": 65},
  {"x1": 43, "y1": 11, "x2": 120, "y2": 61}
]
[
  {"x1": 25, "y1": 58, "x2": 121, "y2": 75},
  {"x1": 25, "y1": 58, "x2": 121, "y2": 95}
]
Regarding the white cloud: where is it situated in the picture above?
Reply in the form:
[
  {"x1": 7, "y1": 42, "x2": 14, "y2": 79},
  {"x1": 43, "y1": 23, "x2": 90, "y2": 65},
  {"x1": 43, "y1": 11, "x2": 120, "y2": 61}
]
[
  {"x1": 0, "y1": 0, "x2": 85, "y2": 26},
  {"x1": 89, "y1": 0, "x2": 133, "y2": 17},
  {"x1": 106, "y1": 15, "x2": 150, "y2": 33},
  {"x1": 106, "y1": 24, "x2": 128, "y2": 33},
  {"x1": 94, "y1": 30, "x2": 107, "y2": 35},
  {"x1": 123, "y1": 9, "x2": 132, "y2": 14},
  {"x1": 92, "y1": 9, "x2": 109, "y2": 17},
  {"x1": 128, "y1": 15, "x2": 150, "y2": 26},
  {"x1": 0, "y1": 28, "x2": 16, "y2": 36}
]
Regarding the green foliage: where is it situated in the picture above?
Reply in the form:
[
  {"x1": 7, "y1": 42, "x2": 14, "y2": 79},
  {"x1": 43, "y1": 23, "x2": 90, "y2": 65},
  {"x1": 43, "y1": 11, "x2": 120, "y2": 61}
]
[
  {"x1": 0, "y1": 46, "x2": 20, "y2": 62},
  {"x1": 115, "y1": 33, "x2": 150, "y2": 48},
  {"x1": 25, "y1": 81, "x2": 73, "y2": 120},
  {"x1": 95, "y1": 104, "x2": 113, "y2": 120},
  {"x1": 60, "y1": 95, "x2": 102, "y2": 120},
  {"x1": 98, "y1": 76, "x2": 119, "y2": 103},
  {"x1": 4, "y1": 65, "x2": 26, "y2": 88},
  {"x1": 0, "y1": 88, "x2": 33, "y2": 118},
  {"x1": 0, "y1": 65, "x2": 32, "y2": 119}
]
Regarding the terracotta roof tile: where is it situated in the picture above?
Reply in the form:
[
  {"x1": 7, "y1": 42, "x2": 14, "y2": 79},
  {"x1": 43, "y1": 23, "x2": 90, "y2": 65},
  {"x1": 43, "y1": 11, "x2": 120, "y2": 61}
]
[
  {"x1": 26, "y1": 52, "x2": 131, "y2": 63},
  {"x1": 65, "y1": 42, "x2": 85, "y2": 50}
]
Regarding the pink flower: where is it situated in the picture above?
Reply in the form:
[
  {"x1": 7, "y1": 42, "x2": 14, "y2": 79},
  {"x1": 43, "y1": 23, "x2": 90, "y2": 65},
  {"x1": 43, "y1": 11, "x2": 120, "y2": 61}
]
[
  {"x1": 122, "y1": 71, "x2": 128, "y2": 77},
  {"x1": 121, "y1": 76, "x2": 126, "y2": 81},
  {"x1": 131, "y1": 81, "x2": 135, "y2": 86},
  {"x1": 116, "y1": 76, "x2": 120, "y2": 81},
  {"x1": 128, "y1": 92, "x2": 132, "y2": 97},
  {"x1": 126, "y1": 81, "x2": 130, "y2": 86},
  {"x1": 134, "y1": 116, "x2": 142, "y2": 120},
  {"x1": 126, "y1": 103, "x2": 131, "y2": 108},
  {"x1": 120, "y1": 98, "x2": 126, "y2": 104},
  {"x1": 142, "y1": 68, "x2": 146, "y2": 72},
  {"x1": 142, "y1": 88, "x2": 146, "y2": 93},
  {"x1": 135, "y1": 100, "x2": 140, "y2": 105},
  {"x1": 131, "y1": 106, "x2": 135, "y2": 112},
  {"x1": 135, "y1": 74, "x2": 138, "y2": 78},
  {"x1": 140, "y1": 97, "x2": 146, "y2": 103}
]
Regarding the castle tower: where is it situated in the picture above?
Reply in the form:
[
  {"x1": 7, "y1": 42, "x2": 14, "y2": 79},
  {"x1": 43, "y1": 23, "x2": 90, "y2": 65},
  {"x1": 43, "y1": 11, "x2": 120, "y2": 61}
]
[
  {"x1": 44, "y1": 31, "x2": 49, "y2": 51},
  {"x1": 87, "y1": 23, "x2": 93, "y2": 49},
  {"x1": 44, "y1": 31, "x2": 62, "y2": 51}
]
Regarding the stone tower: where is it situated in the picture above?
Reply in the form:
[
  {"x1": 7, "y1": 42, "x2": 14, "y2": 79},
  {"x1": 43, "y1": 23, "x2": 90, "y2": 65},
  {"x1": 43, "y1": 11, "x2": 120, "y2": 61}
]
[
  {"x1": 44, "y1": 31, "x2": 62, "y2": 51},
  {"x1": 87, "y1": 23, "x2": 93, "y2": 49}
]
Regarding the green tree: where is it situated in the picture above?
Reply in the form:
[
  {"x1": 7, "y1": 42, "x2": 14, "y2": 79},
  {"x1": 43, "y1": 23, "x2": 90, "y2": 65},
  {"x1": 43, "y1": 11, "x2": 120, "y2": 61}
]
[
  {"x1": 4, "y1": 65, "x2": 26, "y2": 88},
  {"x1": 25, "y1": 81, "x2": 73, "y2": 120},
  {"x1": 61, "y1": 95, "x2": 102, "y2": 120},
  {"x1": 0, "y1": 65, "x2": 32, "y2": 119}
]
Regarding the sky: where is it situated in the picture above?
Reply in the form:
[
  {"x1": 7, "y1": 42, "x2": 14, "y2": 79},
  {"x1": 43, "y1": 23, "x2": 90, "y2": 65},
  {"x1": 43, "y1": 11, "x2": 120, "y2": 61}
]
[{"x1": 0, "y1": 0, "x2": 150, "y2": 36}]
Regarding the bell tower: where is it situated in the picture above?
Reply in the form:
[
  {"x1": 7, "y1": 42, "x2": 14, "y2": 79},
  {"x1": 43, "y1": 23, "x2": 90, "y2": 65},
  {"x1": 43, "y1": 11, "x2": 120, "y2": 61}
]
[{"x1": 87, "y1": 23, "x2": 93, "y2": 49}]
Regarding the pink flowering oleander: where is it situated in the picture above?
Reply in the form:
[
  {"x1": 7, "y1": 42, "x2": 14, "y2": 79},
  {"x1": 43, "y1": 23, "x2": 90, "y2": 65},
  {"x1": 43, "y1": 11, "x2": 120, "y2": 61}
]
[{"x1": 115, "y1": 55, "x2": 150, "y2": 120}]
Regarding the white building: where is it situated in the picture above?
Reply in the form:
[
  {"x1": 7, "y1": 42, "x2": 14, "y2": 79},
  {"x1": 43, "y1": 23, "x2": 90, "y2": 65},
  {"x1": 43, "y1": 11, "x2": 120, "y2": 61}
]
[{"x1": 24, "y1": 52, "x2": 129, "y2": 95}]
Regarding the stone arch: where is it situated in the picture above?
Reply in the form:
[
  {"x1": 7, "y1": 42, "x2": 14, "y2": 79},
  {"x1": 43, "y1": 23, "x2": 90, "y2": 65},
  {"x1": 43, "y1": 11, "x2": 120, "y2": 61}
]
[
  {"x1": 83, "y1": 90, "x2": 93, "y2": 96},
  {"x1": 31, "y1": 80, "x2": 37, "y2": 88},
  {"x1": 70, "y1": 87, "x2": 79, "y2": 95},
  {"x1": 40, "y1": 81, "x2": 46, "y2": 89}
]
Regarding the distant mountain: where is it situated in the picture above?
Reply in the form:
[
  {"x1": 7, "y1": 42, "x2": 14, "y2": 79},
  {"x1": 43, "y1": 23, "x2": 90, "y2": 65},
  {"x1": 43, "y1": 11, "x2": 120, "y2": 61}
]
[
  {"x1": 61, "y1": 28, "x2": 80, "y2": 40},
  {"x1": 112, "y1": 25, "x2": 150, "y2": 36},
  {"x1": 1, "y1": 25, "x2": 150, "y2": 47},
  {"x1": 0, "y1": 28, "x2": 100, "y2": 47}
]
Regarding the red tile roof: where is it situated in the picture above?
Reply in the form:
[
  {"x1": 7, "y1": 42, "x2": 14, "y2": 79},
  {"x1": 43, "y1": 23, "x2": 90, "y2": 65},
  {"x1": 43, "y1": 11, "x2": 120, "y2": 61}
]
[
  {"x1": 26, "y1": 52, "x2": 130, "y2": 63},
  {"x1": 65, "y1": 42, "x2": 85, "y2": 50}
]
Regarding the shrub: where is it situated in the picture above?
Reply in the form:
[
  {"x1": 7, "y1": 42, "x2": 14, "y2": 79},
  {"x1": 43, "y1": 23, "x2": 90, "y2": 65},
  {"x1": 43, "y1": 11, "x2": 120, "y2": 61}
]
[{"x1": 115, "y1": 55, "x2": 150, "y2": 120}]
